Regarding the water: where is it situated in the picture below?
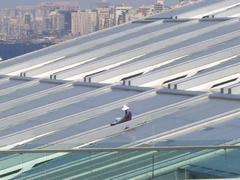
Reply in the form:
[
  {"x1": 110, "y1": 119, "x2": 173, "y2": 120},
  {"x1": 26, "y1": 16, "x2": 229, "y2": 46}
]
[{"x1": 0, "y1": 43, "x2": 52, "y2": 60}]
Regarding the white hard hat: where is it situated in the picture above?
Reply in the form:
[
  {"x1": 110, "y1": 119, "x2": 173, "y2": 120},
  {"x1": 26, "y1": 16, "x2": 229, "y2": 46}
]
[{"x1": 122, "y1": 105, "x2": 129, "y2": 111}]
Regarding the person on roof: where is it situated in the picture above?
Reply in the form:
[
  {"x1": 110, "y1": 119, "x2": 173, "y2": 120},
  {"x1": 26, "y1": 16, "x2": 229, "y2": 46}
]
[{"x1": 110, "y1": 105, "x2": 132, "y2": 126}]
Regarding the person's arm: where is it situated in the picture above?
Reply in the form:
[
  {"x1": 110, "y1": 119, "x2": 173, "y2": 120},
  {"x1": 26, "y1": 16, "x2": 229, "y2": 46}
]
[
  {"x1": 118, "y1": 111, "x2": 132, "y2": 124},
  {"x1": 111, "y1": 115, "x2": 126, "y2": 126}
]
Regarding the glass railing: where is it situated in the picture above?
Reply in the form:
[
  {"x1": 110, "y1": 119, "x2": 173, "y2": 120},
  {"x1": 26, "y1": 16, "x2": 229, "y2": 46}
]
[{"x1": 0, "y1": 146, "x2": 240, "y2": 180}]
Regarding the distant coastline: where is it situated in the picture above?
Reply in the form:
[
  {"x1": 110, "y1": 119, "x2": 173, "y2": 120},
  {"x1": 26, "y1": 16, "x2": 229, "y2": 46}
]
[{"x1": 0, "y1": 42, "x2": 53, "y2": 60}]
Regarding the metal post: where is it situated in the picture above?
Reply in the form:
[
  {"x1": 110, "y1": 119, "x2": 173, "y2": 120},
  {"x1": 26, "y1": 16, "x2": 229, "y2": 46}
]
[{"x1": 152, "y1": 153, "x2": 155, "y2": 179}]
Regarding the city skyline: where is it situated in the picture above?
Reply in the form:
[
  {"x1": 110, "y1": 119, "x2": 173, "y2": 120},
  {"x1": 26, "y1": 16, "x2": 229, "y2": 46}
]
[
  {"x1": 0, "y1": 0, "x2": 179, "y2": 9},
  {"x1": 0, "y1": 0, "x2": 169, "y2": 42}
]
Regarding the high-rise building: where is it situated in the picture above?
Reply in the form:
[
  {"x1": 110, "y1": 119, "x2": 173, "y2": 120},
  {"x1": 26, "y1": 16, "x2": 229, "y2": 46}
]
[
  {"x1": 138, "y1": 5, "x2": 154, "y2": 17},
  {"x1": 24, "y1": 13, "x2": 32, "y2": 25},
  {"x1": 114, "y1": 5, "x2": 132, "y2": 25},
  {"x1": 50, "y1": 11, "x2": 65, "y2": 32},
  {"x1": 96, "y1": 3, "x2": 114, "y2": 30},
  {"x1": 60, "y1": 11, "x2": 72, "y2": 33},
  {"x1": 154, "y1": 0, "x2": 164, "y2": 13},
  {"x1": 71, "y1": 10, "x2": 97, "y2": 36}
]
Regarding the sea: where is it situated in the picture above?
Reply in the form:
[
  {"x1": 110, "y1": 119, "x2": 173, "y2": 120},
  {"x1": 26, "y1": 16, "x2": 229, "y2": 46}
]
[{"x1": 0, "y1": 42, "x2": 52, "y2": 61}]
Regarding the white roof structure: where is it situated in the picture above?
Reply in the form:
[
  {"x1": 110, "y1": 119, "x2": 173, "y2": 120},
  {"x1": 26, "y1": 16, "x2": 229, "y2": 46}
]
[{"x1": 0, "y1": 0, "x2": 240, "y2": 179}]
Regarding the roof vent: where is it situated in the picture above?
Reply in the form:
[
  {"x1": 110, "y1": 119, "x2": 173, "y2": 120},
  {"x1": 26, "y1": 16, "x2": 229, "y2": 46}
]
[
  {"x1": 50, "y1": 74, "x2": 57, "y2": 79},
  {"x1": 200, "y1": 17, "x2": 231, "y2": 22},
  {"x1": 20, "y1": 72, "x2": 26, "y2": 77},
  {"x1": 132, "y1": 20, "x2": 155, "y2": 24},
  {"x1": 203, "y1": 126, "x2": 215, "y2": 131},
  {"x1": 211, "y1": 78, "x2": 238, "y2": 89}
]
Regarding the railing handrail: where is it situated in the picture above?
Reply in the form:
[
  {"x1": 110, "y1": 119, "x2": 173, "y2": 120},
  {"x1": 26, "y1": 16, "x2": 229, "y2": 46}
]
[{"x1": 1, "y1": 145, "x2": 240, "y2": 153}]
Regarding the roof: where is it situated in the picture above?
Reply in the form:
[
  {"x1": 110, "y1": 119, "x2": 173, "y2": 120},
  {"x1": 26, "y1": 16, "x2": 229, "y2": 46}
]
[{"x1": 0, "y1": 0, "x2": 240, "y2": 179}]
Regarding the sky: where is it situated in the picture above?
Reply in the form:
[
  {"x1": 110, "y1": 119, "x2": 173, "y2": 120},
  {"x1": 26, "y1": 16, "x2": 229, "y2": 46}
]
[{"x1": 0, "y1": 0, "x2": 179, "y2": 9}]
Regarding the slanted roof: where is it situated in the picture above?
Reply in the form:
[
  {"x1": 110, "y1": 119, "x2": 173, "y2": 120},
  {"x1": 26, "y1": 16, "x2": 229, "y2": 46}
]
[{"x1": 0, "y1": 0, "x2": 240, "y2": 179}]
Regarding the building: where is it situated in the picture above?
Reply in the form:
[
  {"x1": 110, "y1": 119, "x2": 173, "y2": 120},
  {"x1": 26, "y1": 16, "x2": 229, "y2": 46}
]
[
  {"x1": 138, "y1": 5, "x2": 155, "y2": 17},
  {"x1": 96, "y1": 6, "x2": 114, "y2": 30},
  {"x1": 24, "y1": 13, "x2": 32, "y2": 25},
  {"x1": 0, "y1": 3, "x2": 79, "y2": 41},
  {"x1": 71, "y1": 10, "x2": 97, "y2": 36},
  {"x1": 60, "y1": 10, "x2": 72, "y2": 33},
  {"x1": 154, "y1": 0, "x2": 165, "y2": 13},
  {"x1": 49, "y1": 11, "x2": 65, "y2": 33},
  {"x1": 114, "y1": 5, "x2": 132, "y2": 25}
]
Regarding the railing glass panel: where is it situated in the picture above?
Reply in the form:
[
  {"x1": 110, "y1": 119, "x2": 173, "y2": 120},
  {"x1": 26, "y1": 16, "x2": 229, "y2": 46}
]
[{"x1": 0, "y1": 147, "x2": 239, "y2": 179}]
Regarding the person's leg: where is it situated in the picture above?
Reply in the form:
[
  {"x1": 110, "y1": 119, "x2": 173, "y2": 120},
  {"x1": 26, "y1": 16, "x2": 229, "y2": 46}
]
[
  {"x1": 110, "y1": 120, "x2": 120, "y2": 126},
  {"x1": 110, "y1": 122, "x2": 116, "y2": 126}
]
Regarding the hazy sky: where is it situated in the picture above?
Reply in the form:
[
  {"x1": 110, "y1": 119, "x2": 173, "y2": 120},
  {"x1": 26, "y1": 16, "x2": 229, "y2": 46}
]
[{"x1": 0, "y1": 0, "x2": 179, "y2": 9}]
